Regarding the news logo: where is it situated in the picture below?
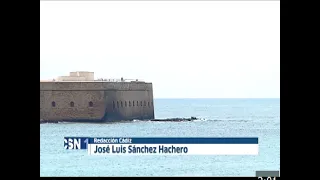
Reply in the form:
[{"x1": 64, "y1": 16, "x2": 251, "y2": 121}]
[{"x1": 64, "y1": 137, "x2": 88, "y2": 150}]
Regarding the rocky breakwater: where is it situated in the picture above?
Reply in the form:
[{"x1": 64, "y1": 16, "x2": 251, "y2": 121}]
[
  {"x1": 150, "y1": 116, "x2": 200, "y2": 122},
  {"x1": 40, "y1": 116, "x2": 202, "y2": 124}
]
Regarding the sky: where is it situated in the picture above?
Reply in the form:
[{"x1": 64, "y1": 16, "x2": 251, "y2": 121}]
[{"x1": 40, "y1": 1, "x2": 280, "y2": 98}]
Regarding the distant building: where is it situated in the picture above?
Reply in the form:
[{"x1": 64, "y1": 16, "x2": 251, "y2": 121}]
[{"x1": 56, "y1": 71, "x2": 94, "y2": 81}]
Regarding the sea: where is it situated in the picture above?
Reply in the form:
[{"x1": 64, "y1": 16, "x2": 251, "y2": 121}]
[{"x1": 40, "y1": 98, "x2": 280, "y2": 177}]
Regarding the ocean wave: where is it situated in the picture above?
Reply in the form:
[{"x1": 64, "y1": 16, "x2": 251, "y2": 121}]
[{"x1": 205, "y1": 119, "x2": 249, "y2": 122}]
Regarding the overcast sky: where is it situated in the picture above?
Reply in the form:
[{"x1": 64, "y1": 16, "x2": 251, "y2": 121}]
[{"x1": 40, "y1": 1, "x2": 280, "y2": 98}]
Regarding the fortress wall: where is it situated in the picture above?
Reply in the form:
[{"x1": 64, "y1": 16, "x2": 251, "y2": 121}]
[
  {"x1": 40, "y1": 82, "x2": 152, "y2": 91},
  {"x1": 106, "y1": 90, "x2": 154, "y2": 121},
  {"x1": 40, "y1": 90, "x2": 106, "y2": 121},
  {"x1": 40, "y1": 82, "x2": 154, "y2": 122}
]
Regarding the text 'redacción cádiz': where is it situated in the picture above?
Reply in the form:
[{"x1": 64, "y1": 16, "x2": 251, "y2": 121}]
[{"x1": 92, "y1": 138, "x2": 188, "y2": 154}]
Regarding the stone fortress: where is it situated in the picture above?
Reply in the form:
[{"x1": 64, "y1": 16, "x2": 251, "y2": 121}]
[{"x1": 40, "y1": 71, "x2": 155, "y2": 123}]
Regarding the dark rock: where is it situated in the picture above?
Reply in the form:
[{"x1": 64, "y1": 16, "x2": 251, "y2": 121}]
[{"x1": 150, "y1": 117, "x2": 199, "y2": 122}]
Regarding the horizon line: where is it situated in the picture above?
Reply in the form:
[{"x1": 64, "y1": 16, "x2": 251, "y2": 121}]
[{"x1": 153, "y1": 97, "x2": 280, "y2": 99}]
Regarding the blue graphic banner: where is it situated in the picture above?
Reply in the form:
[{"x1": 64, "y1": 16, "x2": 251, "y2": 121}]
[{"x1": 64, "y1": 137, "x2": 258, "y2": 150}]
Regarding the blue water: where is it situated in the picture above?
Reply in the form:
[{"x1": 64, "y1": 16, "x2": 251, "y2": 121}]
[{"x1": 40, "y1": 98, "x2": 280, "y2": 177}]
